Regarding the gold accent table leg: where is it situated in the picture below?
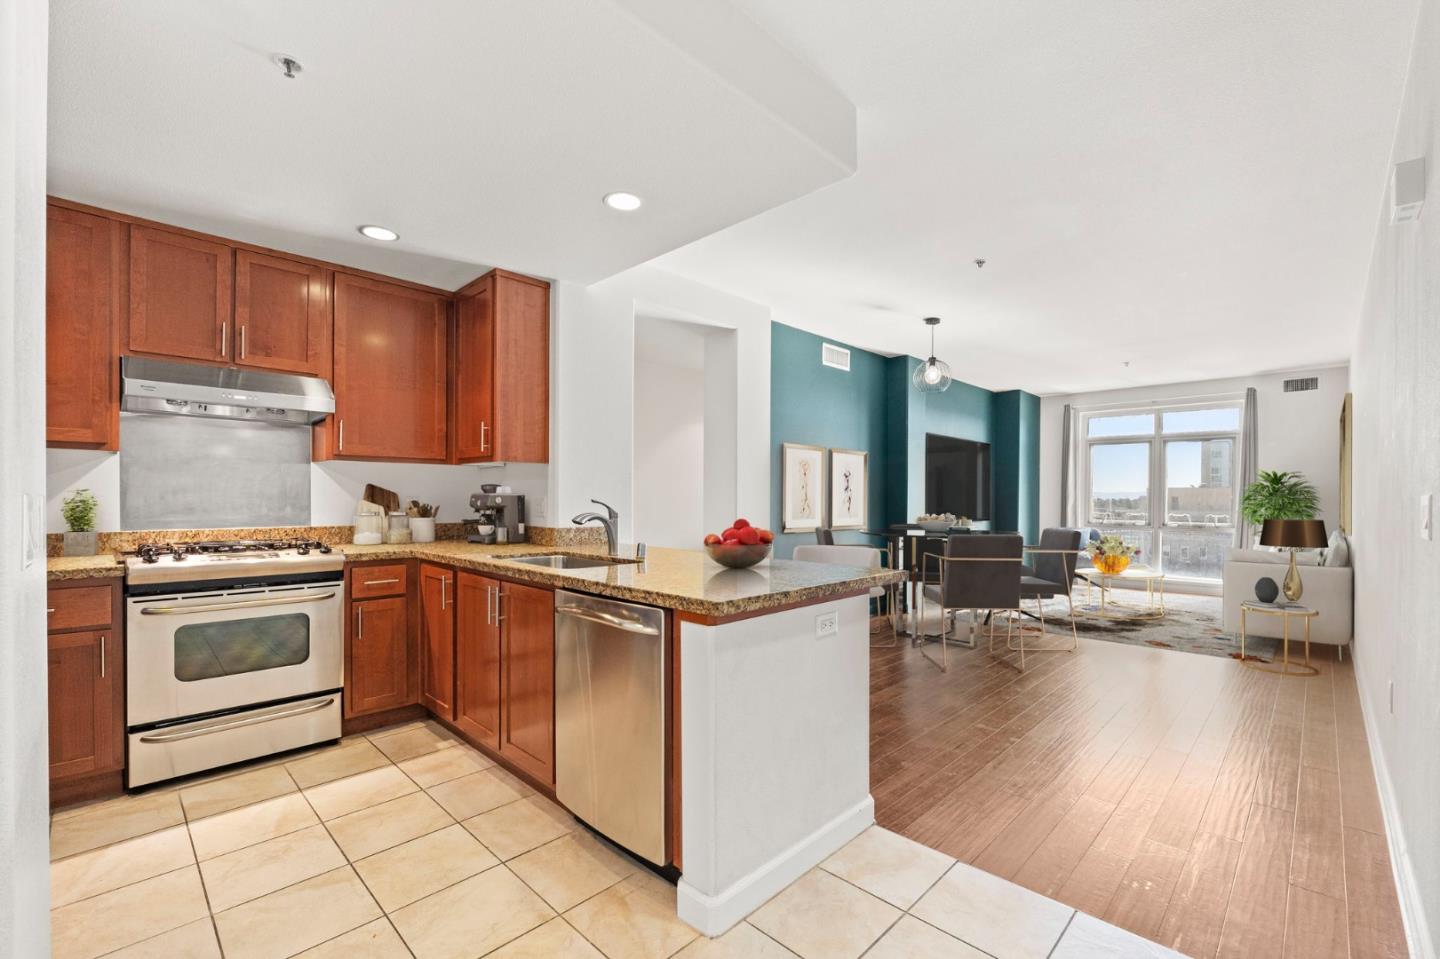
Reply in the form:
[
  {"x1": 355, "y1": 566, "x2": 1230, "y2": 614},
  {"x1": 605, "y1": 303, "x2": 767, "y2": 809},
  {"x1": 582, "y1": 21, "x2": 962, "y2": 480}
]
[
  {"x1": 1305, "y1": 615, "x2": 1311, "y2": 668},
  {"x1": 1241, "y1": 606, "x2": 1247, "y2": 660},
  {"x1": 1283, "y1": 615, "x2": 1290, "y2": 672}
]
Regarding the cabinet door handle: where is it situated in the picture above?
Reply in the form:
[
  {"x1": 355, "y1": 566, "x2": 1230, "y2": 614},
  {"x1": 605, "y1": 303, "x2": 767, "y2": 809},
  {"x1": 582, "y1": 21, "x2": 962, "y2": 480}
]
[
  {"x1": 494, "y1": 587, "x2": 505, "y2": 624},
  {"x1": 338, "y1": 419, "x2": 345, "y2": 452},
  {"x1": 239, "y1": 324, "x2": 247, "y2": 359},
  {"x1": 220, "y1": 320, "x2": 228, "y2": 358},
  {"x1": 363, "y1": 578, "x2": 400, "y2": 586},
  {"x1": 440, "y1": 576, "x2": 448, "y2": 609},
  {"x1": 356, "y1": 605, "x2": 364, "y2": 640},
  {"x1": 46, "y1": 608, "x2": 55, "y2": 614},
  {"x1": 480, "y1": 421, "x2": 489, "y2": 453},
  {"x1": 99, "y1": 635, "x2": 106, "y2": 679},
  {"x1": 486, "y1": 584, "x2": 493, "y2": 625}
]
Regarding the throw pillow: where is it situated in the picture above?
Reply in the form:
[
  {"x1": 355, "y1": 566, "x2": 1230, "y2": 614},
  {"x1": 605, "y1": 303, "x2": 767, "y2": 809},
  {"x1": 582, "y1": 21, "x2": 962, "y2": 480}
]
[{"x1": 1325, "y1": 529, "x2": 1351, "y2": 567}]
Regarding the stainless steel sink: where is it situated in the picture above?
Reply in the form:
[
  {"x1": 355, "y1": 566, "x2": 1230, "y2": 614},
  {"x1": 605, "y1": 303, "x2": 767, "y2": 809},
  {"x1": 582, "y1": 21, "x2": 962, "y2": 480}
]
[{"x1": 504, "y1": 554, "x2": 627, "y2": 570}]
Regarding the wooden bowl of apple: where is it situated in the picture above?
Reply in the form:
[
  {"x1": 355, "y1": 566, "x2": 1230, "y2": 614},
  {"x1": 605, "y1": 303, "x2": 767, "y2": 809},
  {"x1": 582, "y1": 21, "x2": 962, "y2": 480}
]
[{"x1": 703, "y1": 518, "x2": 774, "y2": 568}]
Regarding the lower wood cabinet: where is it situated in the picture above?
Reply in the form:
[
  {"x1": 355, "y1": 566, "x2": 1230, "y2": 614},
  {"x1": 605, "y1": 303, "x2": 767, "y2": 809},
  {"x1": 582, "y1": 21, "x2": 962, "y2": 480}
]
[
  {"x1": 455, "y1": 572, "x2": 502, "y2": 750},
  {"x1": 497, "y1": 582, "x2": 556, "y2": 785},
  {"x1": 345, "y1": 565, "x2": 418, "y2": 718},
  {"x1": 418, "y1": 563, "x2": 456, "y2": 720},
  {"x1": 47, "y1": 581, "x2": 123, "y2": 787}
]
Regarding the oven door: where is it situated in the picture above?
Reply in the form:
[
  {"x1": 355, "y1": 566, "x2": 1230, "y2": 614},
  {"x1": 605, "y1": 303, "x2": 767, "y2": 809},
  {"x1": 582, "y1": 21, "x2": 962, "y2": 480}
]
[{"x1": 127, "y1": 580, "x2": 344, "y2": 728}]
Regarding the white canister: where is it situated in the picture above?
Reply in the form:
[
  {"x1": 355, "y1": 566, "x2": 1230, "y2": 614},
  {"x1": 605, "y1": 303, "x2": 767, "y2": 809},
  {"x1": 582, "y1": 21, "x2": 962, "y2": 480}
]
[
  {"x1": 353, "y1": 512, "x2": 383, "y2": 545},
  {"x1": 411, "y1": 517, "x2": 436, "y2": 543}
]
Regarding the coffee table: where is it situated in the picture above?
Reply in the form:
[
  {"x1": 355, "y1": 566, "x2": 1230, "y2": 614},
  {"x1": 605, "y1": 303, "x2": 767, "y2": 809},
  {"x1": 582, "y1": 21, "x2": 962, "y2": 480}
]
[
  {"x1": 1077, "y1": 565, "x2": 1166, "y2": 620},
  {"x1": 1239, "y1": 601, "x2": 1319, "y2": 677}
]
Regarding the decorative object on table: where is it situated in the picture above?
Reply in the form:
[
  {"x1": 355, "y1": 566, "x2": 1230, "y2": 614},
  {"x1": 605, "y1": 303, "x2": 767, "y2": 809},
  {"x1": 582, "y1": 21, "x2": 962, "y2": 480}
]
[
  {"x1": 916, "y1": 512, "x2": 957, "y2": 532},
  {"x1": 828, "y1": 449, "x2": 868, "y2": 529},
  {"x1": 1086, "y1": 533, "x2": 1140, "y2": 575},
  {"x1": 406, "y1": 501, "x2": 438, "y2": 542},
  {"x1": 1254, "y1": 576, "x2": 1280, "y2": 604},
  {"x1": 703, "y1": 517, "x2": 773, "y2": 568},
  {"x1": 61, "y1": 488, "x2": 99, "y2": 557},
  {"x1": 1260, "y1": 518, "x2": 1328, "y2": 603},
  {"x1": 911, "y1": 316, "x2": 952, "y2": 393},
  {"x1": 362, "y1": 482, "x2": 401, "y2": 515},
  {"x1": 1240, "y1": 470, "x2": 1320, "y2": 545},
  {"x1": 781, "y1": 443, "x2": 826, "y2": 532},
  {"x1": 352, "y1": 500, "x2": 384, "y2": 545}
]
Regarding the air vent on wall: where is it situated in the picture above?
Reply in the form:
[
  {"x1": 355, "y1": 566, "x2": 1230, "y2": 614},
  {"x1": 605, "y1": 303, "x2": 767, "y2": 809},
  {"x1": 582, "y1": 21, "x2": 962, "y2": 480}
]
[
  {"x1": 1283, "y1": 376, "x2": 1319, "y2": 393},
  {"x1": 821, "y1": 343, "x2": 851, "y2": 371}
]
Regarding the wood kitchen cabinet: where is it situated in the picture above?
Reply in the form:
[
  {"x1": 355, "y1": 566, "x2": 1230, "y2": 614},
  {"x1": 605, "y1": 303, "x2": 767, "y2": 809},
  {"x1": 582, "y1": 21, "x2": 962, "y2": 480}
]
[
  {"x1": 498, "y1": 582, "x2": 556, "y2": 784},
  {"x1": 46, "y1": 204, "x2": 122, "y2": 449},
  {"x1": 47, "y1": 581, "x2": 124, "y2": 795},
  {"x1": 345, "y1": 565, "x2": 418, "y2": 718},
  {"x1": 454, "y1": 572, "x2": 502, "y2": 750},
  {"x1": 127, "y1": 224, "x2": 234, "y2": 363},
  {"x1": 418, "y1": 563, "x2": 456, "y2": 721},
  {"x1": 233, "y1": 250, "x2": 331, "y2": 377},
  {"x1": 452, "y1": 270, "x2": 550, "y2": 464},
  {"x1": 321, "y1": 272, "x2": 450, "y2": 462}
]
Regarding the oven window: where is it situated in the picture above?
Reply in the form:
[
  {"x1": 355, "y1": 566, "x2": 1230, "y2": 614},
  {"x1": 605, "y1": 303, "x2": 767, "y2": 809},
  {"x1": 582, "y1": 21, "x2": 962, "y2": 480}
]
[{"x1": 174, "y1": 613, "x2": 311, "y2": 682}]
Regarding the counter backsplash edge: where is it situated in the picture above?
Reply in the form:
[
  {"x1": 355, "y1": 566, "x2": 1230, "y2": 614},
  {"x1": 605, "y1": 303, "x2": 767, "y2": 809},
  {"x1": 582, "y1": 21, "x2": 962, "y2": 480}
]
[{"x1": 46, "y1": 523, "x2": 604, "y2": 556}]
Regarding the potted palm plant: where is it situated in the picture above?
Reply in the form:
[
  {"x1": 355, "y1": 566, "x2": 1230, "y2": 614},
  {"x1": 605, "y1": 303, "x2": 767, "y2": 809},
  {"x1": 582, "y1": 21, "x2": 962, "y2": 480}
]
[
  {"x1": 62, "y1": 489, "x2": 99, "y2": 556},
  {"x1": 1240, "y1": 470, "x2": 1319, "y2": 540}
]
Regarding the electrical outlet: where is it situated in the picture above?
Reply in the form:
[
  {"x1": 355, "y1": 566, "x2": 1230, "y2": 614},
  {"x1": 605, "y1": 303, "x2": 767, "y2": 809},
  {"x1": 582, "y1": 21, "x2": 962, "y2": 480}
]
[{"x1": 815, "y1": 610, "x2": 838, "y2": 638}]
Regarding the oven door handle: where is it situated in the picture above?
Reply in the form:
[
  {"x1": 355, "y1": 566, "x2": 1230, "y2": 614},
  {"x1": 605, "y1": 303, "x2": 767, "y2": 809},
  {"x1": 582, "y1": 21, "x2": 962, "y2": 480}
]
[
  {"x1": 136, "y1": 696, "x2": 337, "y2": 744},
  {"x1": 138, "y1": 591, "x2": 338, "y2": 615}
]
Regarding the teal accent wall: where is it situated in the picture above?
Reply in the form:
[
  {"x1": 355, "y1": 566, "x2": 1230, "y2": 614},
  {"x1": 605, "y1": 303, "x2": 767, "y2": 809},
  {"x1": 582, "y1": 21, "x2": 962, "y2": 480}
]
[
  {"x1": 769, "y1": 324, "x2": 890, "y2": 558},
  {"x1": 769, "y1": 323, "x2": 1043, "y2": 558}
]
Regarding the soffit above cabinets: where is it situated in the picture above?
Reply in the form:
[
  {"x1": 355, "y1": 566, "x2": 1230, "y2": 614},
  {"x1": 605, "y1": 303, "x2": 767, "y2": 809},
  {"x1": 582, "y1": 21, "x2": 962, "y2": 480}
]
[{"x1": 47, "y1": 0, "x2": 856, "y2": 288}]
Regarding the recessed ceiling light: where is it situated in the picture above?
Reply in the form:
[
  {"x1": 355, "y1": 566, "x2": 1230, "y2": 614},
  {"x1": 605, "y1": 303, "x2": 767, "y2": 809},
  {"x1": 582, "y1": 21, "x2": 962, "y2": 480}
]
[
  {"x1": 358, "y1": 224, "x2": 399, "y2": 242},
  {"x1": 603, "y1": 192, "x2": 643, "y2": 212}
]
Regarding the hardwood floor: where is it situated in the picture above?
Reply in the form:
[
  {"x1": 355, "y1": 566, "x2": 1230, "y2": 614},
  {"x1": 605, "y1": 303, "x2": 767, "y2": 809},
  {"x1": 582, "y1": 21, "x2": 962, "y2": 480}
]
[{"x1": 869, "y1": 621, "x2": 1408, "y2": 959}]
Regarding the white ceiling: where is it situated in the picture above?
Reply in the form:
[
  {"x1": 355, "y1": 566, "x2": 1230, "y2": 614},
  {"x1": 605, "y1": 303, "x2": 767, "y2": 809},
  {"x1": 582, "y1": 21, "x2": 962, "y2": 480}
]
[
  {"x1": 654, "y1": 0, "x2": 1420, "y2": 395},
  {"x1": 46, "y1": 0, "x2": 854, "y2": 288}
]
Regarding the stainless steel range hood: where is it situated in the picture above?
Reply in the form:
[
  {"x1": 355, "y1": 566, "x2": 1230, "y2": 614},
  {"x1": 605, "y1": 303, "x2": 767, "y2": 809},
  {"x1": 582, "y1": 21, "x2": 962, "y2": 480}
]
[{"x1": 121, "y1": 357, "x2": 335, "y2": 426}]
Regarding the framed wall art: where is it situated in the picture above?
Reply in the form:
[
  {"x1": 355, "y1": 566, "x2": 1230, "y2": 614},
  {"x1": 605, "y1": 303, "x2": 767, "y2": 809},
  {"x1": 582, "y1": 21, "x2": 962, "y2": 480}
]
[
  {"x1": 829, "y1": 448, "x2": 868, "y2": 529},
  {"x1": 781, "y1": 442, "x2": 826, "y2": 533}
]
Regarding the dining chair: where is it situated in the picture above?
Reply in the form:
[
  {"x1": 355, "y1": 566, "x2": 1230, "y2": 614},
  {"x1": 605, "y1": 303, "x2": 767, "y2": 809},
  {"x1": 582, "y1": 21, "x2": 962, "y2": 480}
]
[
  {"x1": 918, "y1": 533, "x2": 1024, "y2": 672},
  {"x1": 793, "y1": 544, "x2": 894, "y2": 644},
  {"x1": 1018, "y1": 528, "x2": 1083, "y2": 660}
]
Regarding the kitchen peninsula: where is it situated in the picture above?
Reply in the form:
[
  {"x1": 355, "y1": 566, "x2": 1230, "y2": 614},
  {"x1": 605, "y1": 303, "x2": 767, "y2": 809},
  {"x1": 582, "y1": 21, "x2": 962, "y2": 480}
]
[{"x1": 45, "y1": 536, "x2": 902, "y2": 937}]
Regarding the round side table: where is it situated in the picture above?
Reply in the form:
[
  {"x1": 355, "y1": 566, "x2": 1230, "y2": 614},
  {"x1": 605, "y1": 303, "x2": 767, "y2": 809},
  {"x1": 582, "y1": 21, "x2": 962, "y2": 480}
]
[{"x1": 1240, "y1": 602, "x2": 1319, "y2": 677}]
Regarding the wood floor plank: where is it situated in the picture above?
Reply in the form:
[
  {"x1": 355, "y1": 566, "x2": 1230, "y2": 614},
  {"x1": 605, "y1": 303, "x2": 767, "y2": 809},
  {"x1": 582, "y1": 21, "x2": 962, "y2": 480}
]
[
  {"x1": 1155, "y1": 830, "x2": 1244, "y2": 959},
  {"x1": 1343, "y1": 826, "x2": 1408, "y2": 959},
  {"x1": 1214, "y1": 803, "x2": 1292, "y2": 959},
  {"x1": 1102, "y1": 837, "x2": 1189, "y2": 941},
  {"x1": 1283, "y1": 885, "x2": 1349, "y2": 959},
  {"x1": 1290, "y1": 765, "x2": 1346, "y2": 900}
]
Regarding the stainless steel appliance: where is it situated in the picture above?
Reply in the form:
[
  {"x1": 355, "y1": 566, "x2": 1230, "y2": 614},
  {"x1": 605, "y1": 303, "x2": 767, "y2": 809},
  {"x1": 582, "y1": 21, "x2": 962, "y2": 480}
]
[
  {"x1": 554, "y1": 591, "x2": 667, "y2": 866},
  {"x1": 121, "y1": 356, "x2": 335, "y2": 426},
  {"x1": 468, "y1": 492, "x2": 525, "y2": 544},
  {"x1": 124, "y1": 538, "x2": 344, "y2": 787}
]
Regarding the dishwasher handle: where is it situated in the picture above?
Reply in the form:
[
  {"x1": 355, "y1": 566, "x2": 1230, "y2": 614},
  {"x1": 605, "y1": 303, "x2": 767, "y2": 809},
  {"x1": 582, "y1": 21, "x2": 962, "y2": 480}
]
[{"x1": 556, "y1": 605, "x2": 661, "y2": 636}]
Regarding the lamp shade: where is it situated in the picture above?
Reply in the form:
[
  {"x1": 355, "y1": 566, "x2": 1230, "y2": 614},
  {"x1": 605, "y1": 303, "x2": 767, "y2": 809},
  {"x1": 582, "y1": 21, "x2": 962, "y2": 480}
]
[{"x1": 1259, "y1": 518, "x2": 1327, "y2": 549}]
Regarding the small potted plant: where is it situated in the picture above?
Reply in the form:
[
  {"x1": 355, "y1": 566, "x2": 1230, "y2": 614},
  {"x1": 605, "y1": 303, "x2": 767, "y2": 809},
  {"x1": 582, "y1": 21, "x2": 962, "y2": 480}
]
[
  {"x1": 1241, "y1": 470, "x2": 1320, "y2": 542},
  {"x1": 1088, "y1": 533, "x2": 1140, "y2": 575},
  {"x1": 61, "y1": 489, "x2": 99, "y2": 557}
]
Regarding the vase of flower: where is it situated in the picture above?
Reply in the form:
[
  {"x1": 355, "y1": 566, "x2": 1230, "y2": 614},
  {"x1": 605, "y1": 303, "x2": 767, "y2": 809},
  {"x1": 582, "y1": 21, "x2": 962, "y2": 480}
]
[{"x1": 1088, "y1": 534, "x2": 1139, "y2": 576}]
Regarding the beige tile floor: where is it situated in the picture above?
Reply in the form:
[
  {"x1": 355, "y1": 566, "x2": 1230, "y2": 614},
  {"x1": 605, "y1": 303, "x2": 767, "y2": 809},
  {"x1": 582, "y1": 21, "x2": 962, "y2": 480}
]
[{"x1": 49, "y1": 721, "x2": 1185, "y2": 958}]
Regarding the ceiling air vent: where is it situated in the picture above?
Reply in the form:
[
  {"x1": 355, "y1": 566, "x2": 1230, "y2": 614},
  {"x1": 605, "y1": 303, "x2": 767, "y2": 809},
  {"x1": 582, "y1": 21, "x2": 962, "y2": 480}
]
[
  {"x1": 821, "y1": 343, "x2": 851, "y2": 371},
  {"x1": 1283, "y1": 376, "x2": 1319, "y2": 393}
]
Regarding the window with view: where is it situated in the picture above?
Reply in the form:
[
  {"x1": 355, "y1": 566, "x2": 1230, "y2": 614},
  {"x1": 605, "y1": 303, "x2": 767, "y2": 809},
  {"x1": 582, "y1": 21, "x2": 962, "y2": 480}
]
[{"x1": 1083, "y1": 403, "x2": 1242, "y2": 582}]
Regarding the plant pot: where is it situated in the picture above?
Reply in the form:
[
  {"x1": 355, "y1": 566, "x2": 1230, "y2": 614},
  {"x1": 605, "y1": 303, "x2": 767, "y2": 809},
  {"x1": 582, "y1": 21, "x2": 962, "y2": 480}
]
[
  {"x1": 1093, "y1": 553, "x2": 1131, "y2": 575},
  {"x1": 63, "y1": 531, "x2": 98, "y2": 557},
  {"x1": 410, "y1": 517, "x2": 436, "y2": 543}
]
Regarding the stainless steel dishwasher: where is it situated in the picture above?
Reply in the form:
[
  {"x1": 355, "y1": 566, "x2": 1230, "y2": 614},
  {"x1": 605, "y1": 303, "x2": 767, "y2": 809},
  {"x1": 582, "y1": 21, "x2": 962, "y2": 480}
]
[{"x1": 554, "y1": 590, "x2": 668, "y2": 866}]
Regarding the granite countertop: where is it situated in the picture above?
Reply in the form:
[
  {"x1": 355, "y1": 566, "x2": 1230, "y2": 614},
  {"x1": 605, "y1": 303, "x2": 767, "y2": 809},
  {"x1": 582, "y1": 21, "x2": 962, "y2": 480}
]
[
  {"x1": 46, "y1": 554, "x2": 125, "y2": 581},
  {"x1": 340, "y1": 542, "x2": 905, "y2": 618}
]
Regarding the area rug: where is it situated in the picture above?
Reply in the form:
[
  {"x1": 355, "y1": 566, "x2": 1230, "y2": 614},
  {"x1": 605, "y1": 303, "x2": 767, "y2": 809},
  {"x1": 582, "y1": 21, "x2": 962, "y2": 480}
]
[{"x1": 1027, "y1": 591, "x2": 1281, "y2": 663}]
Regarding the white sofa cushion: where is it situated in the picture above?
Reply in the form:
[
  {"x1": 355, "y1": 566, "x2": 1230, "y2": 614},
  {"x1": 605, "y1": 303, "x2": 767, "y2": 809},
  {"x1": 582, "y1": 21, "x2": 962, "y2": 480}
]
[
  {"x1": 1227, "y1": 547, "x2": 1324, "y2": 566},
  {"x1": 1324, "y1": 529, "x2": 1351, "y2": 567}
]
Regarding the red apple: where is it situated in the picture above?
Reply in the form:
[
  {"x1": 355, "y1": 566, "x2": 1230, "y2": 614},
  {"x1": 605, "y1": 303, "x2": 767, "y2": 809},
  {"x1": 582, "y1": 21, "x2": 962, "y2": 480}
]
[
  {"x1": 722, "y1": 535, "x2": 741, "y2": 545},
  {"x1": 757, "y1": 528, "x2": 774, "y2": 544},
  {"x1": 738, "y1": 526, "x2": 761, "y2": 545},
  {"x1": 732, "y1": 518, "x2": 751, "y2": 529},
  {"x1": 703, "y1": 533, "x2": 721, "y2": 546},
  {"x1": 721, "y1": 527, "x2": 738, "y2": 541}
]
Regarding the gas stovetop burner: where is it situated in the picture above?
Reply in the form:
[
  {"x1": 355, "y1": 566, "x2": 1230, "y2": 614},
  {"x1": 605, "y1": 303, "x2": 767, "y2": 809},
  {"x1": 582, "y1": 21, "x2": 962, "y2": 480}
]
[{"x1": 135, "y1": 538, "x2": 333, "y2": 564}]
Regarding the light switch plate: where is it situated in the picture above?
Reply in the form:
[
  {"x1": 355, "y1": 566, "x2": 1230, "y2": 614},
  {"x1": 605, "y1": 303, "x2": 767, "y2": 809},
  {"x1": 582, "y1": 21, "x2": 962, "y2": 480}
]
[
  {"x1": 1422, "y1": 493, "x2": 1433, "y2": 540},
  {"x1": 815, "y1": 610, "x2": 838, "y2": 638}
]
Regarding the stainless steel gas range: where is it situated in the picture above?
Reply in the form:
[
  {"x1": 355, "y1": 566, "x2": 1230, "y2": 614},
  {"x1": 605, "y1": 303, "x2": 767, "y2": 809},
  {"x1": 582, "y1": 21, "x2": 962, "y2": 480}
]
[{"x1": 124, "y1": 538, "x2": 345, "y2": 787}]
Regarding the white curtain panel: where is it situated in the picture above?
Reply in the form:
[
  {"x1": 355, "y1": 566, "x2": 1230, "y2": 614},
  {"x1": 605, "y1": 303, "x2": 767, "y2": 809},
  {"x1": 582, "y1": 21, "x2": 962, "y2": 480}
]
[
  {"x1": 1059, "y1": 403, "x2": 1077, "y2": 526},
  {"x1": 1238, "y1": 387, "x2": 1259, "y2": 546}
]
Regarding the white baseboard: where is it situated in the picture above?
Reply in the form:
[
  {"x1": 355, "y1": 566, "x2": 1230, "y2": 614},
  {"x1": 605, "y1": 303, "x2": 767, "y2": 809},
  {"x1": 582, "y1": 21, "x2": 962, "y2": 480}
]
[
  {"x1": 1351, "y1": 651, "x2": 1435, "y2": 959},
  {"x1": 676, "y1": 795, "x2": 874, "y2": 938}
]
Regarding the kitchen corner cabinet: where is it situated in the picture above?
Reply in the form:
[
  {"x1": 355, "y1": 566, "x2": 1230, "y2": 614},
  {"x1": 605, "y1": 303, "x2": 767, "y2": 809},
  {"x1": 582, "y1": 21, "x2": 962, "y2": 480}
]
[
  {"x1": 418, "y1": 563, "x2": 456, "y2": 720},
  {"x1": 319, "y1": 273, "x2": 450, "y2": 463},
  {"x1": 233, "y1": 250, "x2": 331, "y2": 377},
  {"x1": 345, "y1": 565, "x2": 418, "y2": 717},
  {"x1": 127, "y1": 225, "x2": 234, "y2": 363},
  {"x1": 46, "y1": 205, "x2": 122, "y2": 449},
  {"x1": 453, "y1": 270, "x2": 550, "y2": 463},
  {"x1": 47, "y1": 582, "x2": 124, "y2": 785},
  {"x1": 498, "y1": 582, "x2": 556, "y2": 784}
]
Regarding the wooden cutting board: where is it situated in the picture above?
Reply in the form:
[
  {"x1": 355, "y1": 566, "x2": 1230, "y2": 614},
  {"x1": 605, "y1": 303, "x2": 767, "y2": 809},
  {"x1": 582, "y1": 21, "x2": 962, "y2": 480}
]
[{"x1": 362, "y1": 483, "x2": 401, "y2": 515}]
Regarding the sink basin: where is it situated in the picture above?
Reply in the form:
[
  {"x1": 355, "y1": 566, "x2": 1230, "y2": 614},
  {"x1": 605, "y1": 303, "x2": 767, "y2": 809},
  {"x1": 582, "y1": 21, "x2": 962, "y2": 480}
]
[{"x1": 504, "y1": 554, "x2": 627, "y2": 570}]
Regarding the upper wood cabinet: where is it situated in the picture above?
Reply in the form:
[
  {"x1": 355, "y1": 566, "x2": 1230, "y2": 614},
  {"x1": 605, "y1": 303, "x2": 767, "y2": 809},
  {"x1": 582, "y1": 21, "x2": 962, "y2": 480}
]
[
  {"x1": 127, "y1": 225, "x2": 234, "y2": 362},
  {"x1": 46, "y1": 205, "x2": 121, "y2": 449},
  {"x1": 418, "y1": 563, "x2": 456, "y2": 721},
  {"x1": 453, "y1": 270, "x2": 550, "y2": 464},
  {"x1": 498, "y1": 582, "x2": 556, "y2": 784},
  {"x1": 234, "y1": 251, "x2": 331, "y2": 377},
  {"x1": 324, "y1": 273, "x2": 450, "y2": 462}
]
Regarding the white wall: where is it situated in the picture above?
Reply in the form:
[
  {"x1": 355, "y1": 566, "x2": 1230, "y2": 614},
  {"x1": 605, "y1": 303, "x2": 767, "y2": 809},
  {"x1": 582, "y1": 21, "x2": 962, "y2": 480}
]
[
  {"x1": 0, "y1": 0, "x2": 53, "y2": 951},
  {"x1": 1038, "y1": 365, "x2": 1350, "y2": 532},
  {"x1": 551, "y1": 265, "x2": 771, "y2": 543},
  {"x1": 634, "y1": 319, "x2": 706, "y2": 548},
  {"x1": 1350, "y1": 0, "x2": 1440, "y2": 953}
]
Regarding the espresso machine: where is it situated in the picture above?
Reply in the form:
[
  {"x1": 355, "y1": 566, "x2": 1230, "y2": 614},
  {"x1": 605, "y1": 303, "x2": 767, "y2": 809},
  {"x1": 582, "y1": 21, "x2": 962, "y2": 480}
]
[{"x1": 468, "y1": 492, "x2": 526, "y2": 544}]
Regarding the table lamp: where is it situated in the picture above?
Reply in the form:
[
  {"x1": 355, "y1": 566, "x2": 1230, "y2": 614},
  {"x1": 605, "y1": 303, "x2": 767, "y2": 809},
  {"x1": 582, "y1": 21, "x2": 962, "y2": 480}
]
[{"x1": 1259, "y1": 519, "x2": 1328, "y2": 604}]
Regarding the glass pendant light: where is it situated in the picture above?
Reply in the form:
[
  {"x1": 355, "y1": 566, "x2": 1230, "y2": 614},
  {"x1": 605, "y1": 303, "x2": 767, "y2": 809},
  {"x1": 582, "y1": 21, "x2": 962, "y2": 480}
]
[{"x1": 911, "y1": 316, "x2": 952, "y2": 393}]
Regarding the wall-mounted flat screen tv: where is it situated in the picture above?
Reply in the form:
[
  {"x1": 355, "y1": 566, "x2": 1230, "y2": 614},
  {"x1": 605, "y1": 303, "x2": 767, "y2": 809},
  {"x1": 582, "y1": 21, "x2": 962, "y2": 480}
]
[{"x1": 925, "y1": 433, "x2": 991, "y2": 520}]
